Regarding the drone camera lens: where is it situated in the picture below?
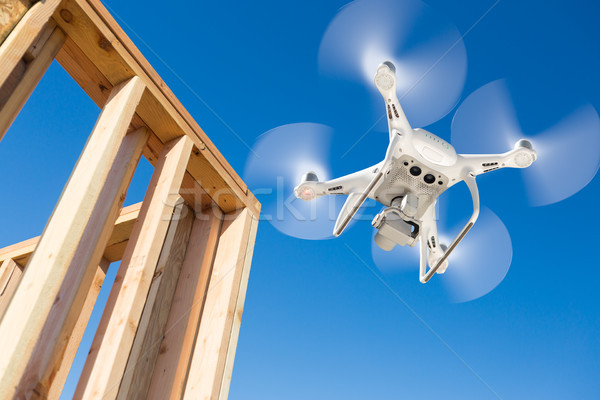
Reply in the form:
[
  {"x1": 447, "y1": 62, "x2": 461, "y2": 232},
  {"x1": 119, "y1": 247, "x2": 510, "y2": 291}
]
[
  {"x1": 409, "y1": 166, "x2": 421, "y2": 176},
  {"x1": 424, "y1": 174, "x2": 435, "y2": 184}
]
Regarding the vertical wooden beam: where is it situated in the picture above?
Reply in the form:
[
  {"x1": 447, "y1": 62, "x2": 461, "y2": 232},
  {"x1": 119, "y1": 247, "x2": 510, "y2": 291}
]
[
  {"x1": 0, "y1": 76, "x2": 145, "y2": 399},
  {"x1": 147, "y1": 207, "x2": 223, "y2": 400},
  {"x1": 0, "y1": 0, "x2": 61, "y2": 87},
  {"x1": 117, "y1": 201, "x2": 194, "y2": 400},
  {"x1": 183, "y1": 208, "x2": 259, "y2": 400},
  {"x1": 47, "y1": 258, "x2": 110, "y2": 400},
  {"x1": 0, "y1": 25, "x2": 66, "y2": 140},
  {"x1": 75, "y1": 135, "x2": 193, "y2": 400},
  {"x1": 0, "y1": 258, "x2": 23, "y2": 317},
  {"x1": 22, "y1": 127, "x2": 150, "y2": 397}
]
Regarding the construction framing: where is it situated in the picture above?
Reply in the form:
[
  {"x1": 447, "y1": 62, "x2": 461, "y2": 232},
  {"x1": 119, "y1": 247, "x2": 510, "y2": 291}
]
[{"x1": 0, "y1": 0, "x2": 260, "y2": 398}]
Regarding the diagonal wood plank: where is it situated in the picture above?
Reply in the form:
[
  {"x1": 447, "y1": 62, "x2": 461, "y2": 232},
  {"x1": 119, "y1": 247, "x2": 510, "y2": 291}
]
[
  {"x1": 47, "y1": 258, "x2": 109, "y2": 399},
  {"x1": 16, "y1": 127, "x2": 149, "y2": 398},
  {"x1": 117, "y1": 201, "x2": 194, "y2": 400},
  {"x1": 0, "y1": 75, "x2": 145, "y2": 399},
  {"x1": 147, "y1": 207, "x2": 224, "y2": 400},
  {"x1": 0, "y1": 25, "x2": 65, "y2": 141},
  {"x1": 183, "y1": 208, "x2": 259, "y2": 400},
  {"x1": 0, "y1": 259, "x2": 22, "y2": 318},
  {"x1": 0, "y1": 0, "x2": 61, "y2": 89},
  {"x1": 75, "y1": 135, "x2": 193, "y2": 400}
]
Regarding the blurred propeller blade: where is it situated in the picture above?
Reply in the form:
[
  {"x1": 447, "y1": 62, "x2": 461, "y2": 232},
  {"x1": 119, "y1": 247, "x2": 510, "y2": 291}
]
[
  {"x1": 244, "y1": 123, "x2": 346, "y2": 240},
  {"x1": 451, "y1": 79, "x2": 600, "y2": 206},
  {"x1": 318, "y1": 0, "x2": 467, "y2": 128},
  {"x1": 372, "y1": 190, "x2": 512, "y2": 302},
  {"x1": 437, "y1": 206, "x2": 513, "y2": 303}
]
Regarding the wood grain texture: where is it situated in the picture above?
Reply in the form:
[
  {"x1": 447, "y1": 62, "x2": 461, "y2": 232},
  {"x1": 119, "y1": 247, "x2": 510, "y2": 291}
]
[
  {"x1": 183, "y1": 208, "x2": 258, "y2": 400},
  {"x1": 82, "y1": 0, "x2": 246, "y2": 194},
  {"x1": 0, "y1": 0, "x2": 32, "y2": 45},
  {"x1": 0, "y1": 258, "x2": 22, "y2": 317},
  {"x1": 16, "y1": 127, "x2": 149, "y2": 398},
  {"x1": 0, "y1": 75, "x2": 145, "y2": 399},
  {"x1": 47, "y1": 258, "x2": 109, "y2": 400},
  {"x1": 0, "y1": 203, "x2": 141, "y2": 267},
  {"x1": 218, "y1": 213, "x2": 258, "y2": 400},
  {"x1": 53, "y1": 34, "x2": 247, "y2": 214},
  {"x1": 75, "y1": 135, "x2": 193, "y2": 400},
  {"x1": 0, "y1": 25, "x2": 65, "y2": 140},
  {"x1": 117, "y1": 201, "x2": 194, "y2": 400},
  {"x1": 52, "y1": 0, "x2": 261, "y2": 215},
  {"x1": 147, "y1": 207, "x2": 224, "y2": 400},
  {"x1": 0, "y1": 0, "x2": 61, "y2": 88}
]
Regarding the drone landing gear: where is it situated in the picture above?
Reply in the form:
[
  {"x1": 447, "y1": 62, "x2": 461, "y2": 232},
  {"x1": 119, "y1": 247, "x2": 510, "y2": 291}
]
[{"x1": 419, "y1": 172, "x2": 480, "y2": 283}]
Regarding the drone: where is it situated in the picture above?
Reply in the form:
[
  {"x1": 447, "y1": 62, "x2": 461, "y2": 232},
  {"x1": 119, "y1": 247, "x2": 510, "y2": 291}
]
[{"x1": 293, "y1": 61, "x2": 537, "y2": 283}]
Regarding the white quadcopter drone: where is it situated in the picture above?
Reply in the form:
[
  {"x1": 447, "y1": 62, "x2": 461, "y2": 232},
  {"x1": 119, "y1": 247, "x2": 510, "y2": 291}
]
[{"x1": 293, "y1": 61, "x2": 537, "y2": 283}]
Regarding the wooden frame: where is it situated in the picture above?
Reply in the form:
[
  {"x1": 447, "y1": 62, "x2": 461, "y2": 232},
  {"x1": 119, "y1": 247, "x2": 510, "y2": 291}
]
[{"x1": 0, "y1": 1, "x2": 260, "y2": 399}]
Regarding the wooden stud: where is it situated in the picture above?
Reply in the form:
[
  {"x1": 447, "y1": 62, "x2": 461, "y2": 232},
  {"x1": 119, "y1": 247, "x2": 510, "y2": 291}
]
[
  {"x1": 0, "y1": 203, "x2": 141, "y2": 267},
  {"x1": 0, "y1": 258, "x2": 23, "y2": 317},
  {"x1": 75, "y1": 135, "x2": 193, "y2": 400},
  {"x1": 0, "y1": 25, "x2": 66, "y2": 140},
  {"x1": 47, "y1": 258, "x2": 109, "y2": 399},
  {"x1": 0, "y1": 76, "x2": 145, "y2": 399},
  {"x1": 147, "y1": 206, "x2": 224, "y2": 399},
  {"x1": 52, "y1": 0, "x2": 261, "y2": 216},
  {"x1": 0, "y1": 0, "x2": 61, "y2": 88},
  {"x1": 117, "y1": 201, "x2": 194, "y2": 400},
  {"x1": 183, "y1": 208, "x2": 259, "y2": 400},
  {"x1": 16, "y1": 127, "x2": 149, "y2": 397}
]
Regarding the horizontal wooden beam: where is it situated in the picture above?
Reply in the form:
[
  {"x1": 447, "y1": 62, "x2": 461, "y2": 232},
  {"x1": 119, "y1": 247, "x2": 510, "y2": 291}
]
[
  {"x1": 52, "y1": 0, "x2": 260, "y2": 216},
  {"x1": 0, "y1": 202, "x2": 142, "y2": 266}
]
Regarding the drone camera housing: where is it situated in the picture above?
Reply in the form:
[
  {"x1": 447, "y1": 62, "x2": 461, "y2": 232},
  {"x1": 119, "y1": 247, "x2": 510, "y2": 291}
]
[{"x1": 373, "y1": 212, "x2": 418, "y2": 251}]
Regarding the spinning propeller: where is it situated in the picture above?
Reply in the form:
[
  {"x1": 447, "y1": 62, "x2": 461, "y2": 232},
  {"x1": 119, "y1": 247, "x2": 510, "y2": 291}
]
[
  {"x1": 243, "y1": 123, "x2": 347, "y2": 240},
  {"x1": 318, "y1": 0, "x2": 467, "y2": 128},
  {"x1": 243, "y1": 0, "x2": 600, "y2": 302},
  {"x1": 451, "y1": 79, "x2": 600, "y2": 206},
  {"x1": 372, "y1": 190, "x2": 512, "y2": 303}
]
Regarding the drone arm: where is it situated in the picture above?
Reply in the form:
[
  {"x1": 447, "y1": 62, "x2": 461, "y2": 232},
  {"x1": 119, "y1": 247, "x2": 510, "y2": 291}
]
[
  {"x1": 420, "y1": 171, "x2": 480, "y2": 283},
  {"x1": 333, "y1": 171, "x2": 384, "y2": 236},
  {"x1": 374, "y1": 62, "x2": 413, "y2": 141},
  {"x1": 332, "y1": 133, "x2": 402, "y2": 236},
  {"x1": 294, "y1": 162, "x2": 383, "y2": 201},
  {"x1": 457, "y1": 142, "x2": 537, "y2": 176},
  {"x1": 385, "y1": 96, "x2": 413, "y2": 141}
]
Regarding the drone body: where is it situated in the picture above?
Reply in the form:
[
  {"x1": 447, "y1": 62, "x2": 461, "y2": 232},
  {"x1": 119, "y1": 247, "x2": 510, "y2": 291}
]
[{"x1": 294, "y1": 62, "x2": 537, "y2": 283}]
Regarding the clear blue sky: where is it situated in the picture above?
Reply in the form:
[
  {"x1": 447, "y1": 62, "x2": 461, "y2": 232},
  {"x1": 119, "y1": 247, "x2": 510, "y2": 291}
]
[{"x1": 1, "y1": 0, "x2": 599, "y2": 398}]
